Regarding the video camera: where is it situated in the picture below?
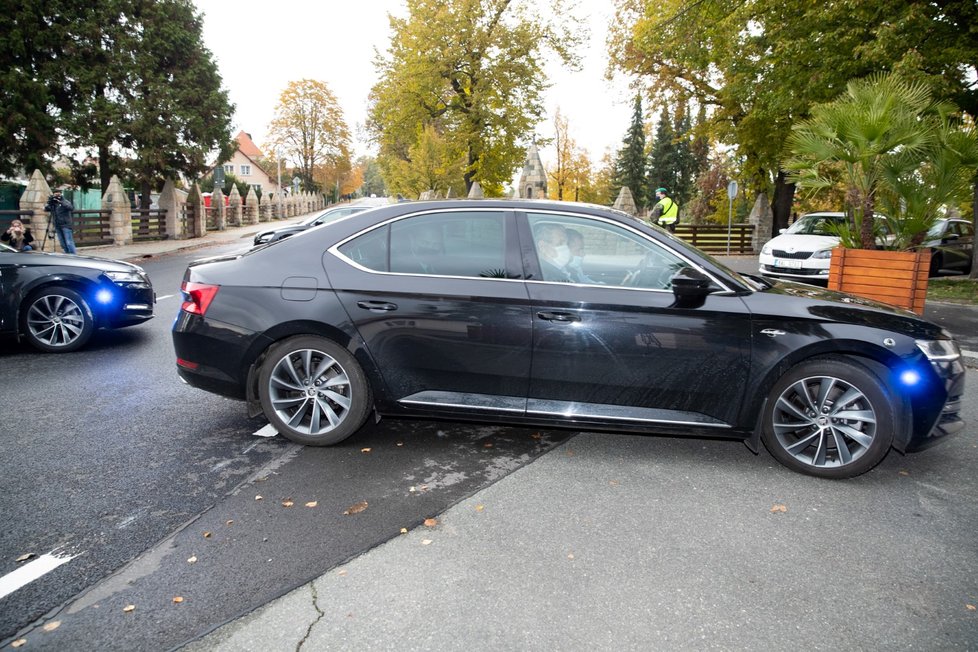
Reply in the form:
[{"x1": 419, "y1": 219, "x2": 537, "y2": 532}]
[{"x1": 45, "y1": 194, "x2": 61, "y2": 211}]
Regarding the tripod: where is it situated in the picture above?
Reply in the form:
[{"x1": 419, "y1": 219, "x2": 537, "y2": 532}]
[{"x1": 39, "y1": 211, "x2": 53, "y2": 252}]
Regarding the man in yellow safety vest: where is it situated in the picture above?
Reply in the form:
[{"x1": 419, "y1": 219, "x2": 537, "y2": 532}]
[{"x1": 649, "y1": 187, "x2": 679, "y2": 232}]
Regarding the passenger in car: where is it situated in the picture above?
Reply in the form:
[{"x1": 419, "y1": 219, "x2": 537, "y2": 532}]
[
  {"x1": 565, "y1": 229, "x2": 596, "y2": 284},
  {"x1": 534, "y1": 224, "x2": 573, "y2": 282}
]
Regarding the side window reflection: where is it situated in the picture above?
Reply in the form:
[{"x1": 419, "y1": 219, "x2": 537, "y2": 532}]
[
  {"x1": 527, "y1": 213, "x2": 686, "y2": 289},
  {"x1": 388, "y1": 212, "x2": 507, "y2": 278}
]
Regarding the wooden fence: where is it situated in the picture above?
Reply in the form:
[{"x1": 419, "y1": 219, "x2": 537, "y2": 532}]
[
  {"x1": 673, "y1": 224, "x2": 755, "y2": 254},
  {"x1": 132, "y1": 209, "x2": 167, "y2": 242},
  {"x1": 72, "y1": 210, "x2": 113, "y2": 246}
]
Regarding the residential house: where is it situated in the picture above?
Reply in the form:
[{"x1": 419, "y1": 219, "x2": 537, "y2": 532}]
[{"x1": 214, "y1": 131, "x2": 280, "y2": 196}]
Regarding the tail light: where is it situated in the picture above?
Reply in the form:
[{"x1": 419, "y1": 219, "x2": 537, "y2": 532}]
[{"x1": 180, "y1": 281, "x2": 220, "y2": 316}]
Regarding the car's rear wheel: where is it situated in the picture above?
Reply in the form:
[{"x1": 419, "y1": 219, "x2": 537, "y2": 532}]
[
  {"x1": 21, "y1": 286, "x2": 95, "y2": 353},
  {"x1": 257, "y1": 335, "x2": 371, "y2": 446},
  {"x1": 929, "y1": 252, "x2": 942, "y2": 277},
  {"x1": 761, "y1": 357, "x2": 896, "y2": 478}
]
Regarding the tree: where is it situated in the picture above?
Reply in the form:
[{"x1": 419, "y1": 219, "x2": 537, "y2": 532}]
[
  {"x1": 368, "y1": 0, "x2": 582, "y2": 195},
  {"x1": 786, "y1": 74, "x2": 978, "y2": 250},
  {"x1": 548, "y1": 108, "x2": 583, "y2": 201},
  {"x1": 267, "y1": 79, "x2": 352, "y2": 193},
  {"x1": 358, "y1": 156, "x2": 387, "y2": 197},
  {"x1": 381, "y1": 124, "x2": 466, "y2": 198},
  {"x1": 613, "y1": 95, "x2": 648, "y2": 210},
  {"x1": 646, "y1": 105, "x2": 678, "y2": 206},
  {"x1": 609, "y1": 0, "x2": 978, "y2": 236},
  {"x1": 1, "y1": 0, "x2": 234, "y2": 198}
]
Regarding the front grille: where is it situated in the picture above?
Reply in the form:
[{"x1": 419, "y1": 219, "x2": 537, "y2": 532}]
[
  {"x1": 772, "y1": 250, "x2": 813, "y2": 259},
  {"x1": 762, "y1": 265, "x2": 825, "y2": 276}
]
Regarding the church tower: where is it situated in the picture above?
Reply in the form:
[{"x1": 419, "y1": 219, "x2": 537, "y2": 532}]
[{"x1": 517, "y1": 142, "x2": 547, "y2": 199}]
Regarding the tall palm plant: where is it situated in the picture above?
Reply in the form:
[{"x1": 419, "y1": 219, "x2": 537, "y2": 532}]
[{"x1": 785, "y1": 74, "x2": 937, "y2": 249}]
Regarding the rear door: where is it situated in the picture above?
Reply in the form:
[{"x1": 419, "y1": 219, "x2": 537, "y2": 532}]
[{"x1": 324, "y1": 208, "x2": 533, "y2": 413}]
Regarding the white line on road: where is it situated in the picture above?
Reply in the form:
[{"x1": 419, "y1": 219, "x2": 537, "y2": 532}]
[
  {"x1": 0, "y1": 552, "x2": 76, "y2": 601},
  {"x1": 157, "y1": 294, "x2": 175, "y2": 301}
]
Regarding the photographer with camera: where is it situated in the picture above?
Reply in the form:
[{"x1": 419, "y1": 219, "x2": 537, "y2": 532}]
[
  {"x1": 1, "y1": 219, "x2": 34, "y2": 251},
  {"x1": 45, "y1": 189, "x2": 76, "y2": 254}
]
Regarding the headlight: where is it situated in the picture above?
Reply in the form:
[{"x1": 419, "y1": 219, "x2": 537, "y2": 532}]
[
  {"x1": 811, "y1": 249, "x2": 833, "y2": 259},
  {"x1": 915, "y1": 339, "x2": 961, "y2": 361},
  {"x1": 104, "y1": 271, "x2": 147, "y2": 285},
  {"x1": 761, "y1": 245, "x2": 772, "y2": 256}
]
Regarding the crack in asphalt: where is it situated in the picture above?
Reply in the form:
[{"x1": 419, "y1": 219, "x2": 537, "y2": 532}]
[{"x1": 298, "y1": 583, "x2": 326, "y2": 651}]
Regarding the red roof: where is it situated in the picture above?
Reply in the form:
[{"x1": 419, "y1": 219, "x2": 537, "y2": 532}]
[{"x1": 236, "y1": 131, "x2": 263, "y2": 158}]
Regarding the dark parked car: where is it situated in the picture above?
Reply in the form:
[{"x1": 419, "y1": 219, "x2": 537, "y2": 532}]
[
  {"x1": 172, "y1": 200, "x2": 965, "y2": 478},
  {"x1": 925, "y1": 217, "x2": 973, "y2": 276},
  {"x1": 252, "y1": 198, "x2": 391, "y2": 246},
  {"x1": 1, "y1": 243, "x2": 155, "y2": 352}
]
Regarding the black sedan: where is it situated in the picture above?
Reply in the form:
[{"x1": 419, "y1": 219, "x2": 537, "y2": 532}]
[
  {"x1": 172, "y1": 200, "x2": 965, "y2": 478},
  {"x1": 926, "y1": 217, "x2": 973, "y2": 276},
  {"x1": 1, "y1": 243, "x2": 155, "y2": 352}
]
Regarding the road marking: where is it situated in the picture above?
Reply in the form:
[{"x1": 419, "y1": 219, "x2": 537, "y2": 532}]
[
  {"x1": 157, "y1": 294, "x2": 175, "y2": 301},
  {"x1": 253, "y1": 423, "x2": 278, "y2": 438},
  {"x1": 0, "y1": 552, "x2": 76, "y2": 601}
]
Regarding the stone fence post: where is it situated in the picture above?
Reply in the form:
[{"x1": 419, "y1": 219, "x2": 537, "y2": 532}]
[
  {"x1": 186, "y1": 183, "x2": 207, "y2": 238},
  {"x1": 227, "y1": 185, "x2": 242, "y2": 227},
  {"x1": 212, "y1": 188, "x2": 226, "y2": 230},
  {"x1": 159, "y1": 178, "x2": 185, "y2": 239},
  {"x1": 20, "y1": 170, "x2": 55, "y2": 252},
  {"x1": 244, "y1": 187, "x2": 259, "y2": 225},
  {"x1": 103, "y1": 175, "x2": 133, "y2": 245}
]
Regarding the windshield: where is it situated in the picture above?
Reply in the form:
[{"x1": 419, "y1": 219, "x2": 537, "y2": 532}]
[{"x1": 785, "y1": 214, "x2": 846, "y2": 236}]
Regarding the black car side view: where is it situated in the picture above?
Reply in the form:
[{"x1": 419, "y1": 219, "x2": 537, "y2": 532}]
[
  {"x1": 1, "y1": 243, "x2": 155, "y2": 352},
  {"x1": 172, "y1": 200, "x2": 965, "y2": 478}
]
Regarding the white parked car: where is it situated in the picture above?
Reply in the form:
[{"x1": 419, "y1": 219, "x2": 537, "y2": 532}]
[{"x1": 758, "y1": 212, "x2": 849, "y2": 284}]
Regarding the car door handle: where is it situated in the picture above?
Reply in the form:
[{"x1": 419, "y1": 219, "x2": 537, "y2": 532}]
[
  {"x1": 536, "y1": 311, "x2": 580, "y2": 323},
  {"x1": 357, "y1": 300, "x2": 398, "y2": 312},
  {"x1": 760, "y1": 328, "x2": 786, "y2": 337}
]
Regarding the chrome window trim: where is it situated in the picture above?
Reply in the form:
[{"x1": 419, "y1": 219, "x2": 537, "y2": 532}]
[{"x1": 327, "y1": 205, "x2": 734, "y2": 293}]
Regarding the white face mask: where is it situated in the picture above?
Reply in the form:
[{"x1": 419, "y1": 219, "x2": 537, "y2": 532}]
[
  {"x1": 552, "y1": 244, "x2": 571, "y2": 267},
  {"x1": 569, "y1": 255, "x2": 583, "y2": 268}
]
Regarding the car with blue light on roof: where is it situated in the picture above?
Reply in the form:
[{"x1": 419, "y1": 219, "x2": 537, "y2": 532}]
[{"x1": 0, "y1": 242, "x2": 155, "y2": 352}]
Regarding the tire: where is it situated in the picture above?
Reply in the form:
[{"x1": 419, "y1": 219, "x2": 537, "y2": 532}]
[
  {"x1": 929, "y1": 252, "x2": 942, "y2": 278},
  {"x1": 21, "y1": 286, "x2": 95, "y2": 353},
  {"x1": 761, "y1": 356, "x2": 897, "y2": 479},
  {"x1": 257, "y1": 335, "x2": 372, "y2": 446}
]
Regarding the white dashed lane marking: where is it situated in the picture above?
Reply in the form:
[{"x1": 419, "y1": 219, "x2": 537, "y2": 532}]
[
  {"x1": 0, "y1": 552, "x2": 77, "y2": 600},
  {"x1": 157, "y1": 294, "x2": 175, "y2": 301}
]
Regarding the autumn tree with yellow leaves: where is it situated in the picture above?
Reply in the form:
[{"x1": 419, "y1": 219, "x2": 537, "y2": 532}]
[
  {"x1": 266, "y1": 79, "x2": 352, "y2": 192},
  {"x1": 369, "y1": 0, "x2": 583, "y2": 197}
]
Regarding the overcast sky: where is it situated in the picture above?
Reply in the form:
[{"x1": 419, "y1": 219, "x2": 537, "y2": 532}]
[{"x1": 192, "y1": 0, "x2": 634, "y2": 184}]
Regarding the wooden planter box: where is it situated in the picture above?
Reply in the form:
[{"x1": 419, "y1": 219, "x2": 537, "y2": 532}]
[{"x1": 828, "y1": 246, "x2": 931, "y2": 315}]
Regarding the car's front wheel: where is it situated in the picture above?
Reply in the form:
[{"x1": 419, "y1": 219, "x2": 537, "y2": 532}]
[
  {"x1": 761, "y1": 357, "x2": 897, "y2": 478},
  {"x1": 21, "y1": 286, "x2": 95, "y2": 352},
  {"x1": 257, "y1": 335, "x2": 372, "y2": 446}
]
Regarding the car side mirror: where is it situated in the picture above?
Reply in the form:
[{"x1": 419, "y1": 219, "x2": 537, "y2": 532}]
[
  {"x1": 944, "y1": 233, "x2": 959, "y2": 242},
  {"x1": 670, "y1": 267, "x2": 715, "y2": 308}
]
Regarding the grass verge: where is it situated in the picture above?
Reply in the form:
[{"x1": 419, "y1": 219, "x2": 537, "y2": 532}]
[{"x1": 927, "y1": 277, "x2": 978, "y2": 305}]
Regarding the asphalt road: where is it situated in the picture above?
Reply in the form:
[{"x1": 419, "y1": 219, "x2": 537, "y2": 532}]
[{"x1": 0, "y1": 242, "x2": 568, "y2": 649}]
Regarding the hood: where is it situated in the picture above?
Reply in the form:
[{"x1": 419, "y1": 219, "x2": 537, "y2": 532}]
[
  {"x1": 18, "y1": 250, "x2": 144, "y2": 274},
  {"x1": 765, "y1": 232, "x2": 838, "y2": 254},
  {"x1": 750, "y1": 279, "x2": 949, "y2": 340}
]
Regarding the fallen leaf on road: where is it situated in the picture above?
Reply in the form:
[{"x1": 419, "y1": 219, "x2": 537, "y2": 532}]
[
  {"x1": 421, "y1": 539, "x2": 433, "y2": 545},
  {"x1": 343, "y1": 501, "x2": 368, "y2": 515},
  {"x1": 424, "y1": 518, "x2": 438, "y2": 527},
  {"x1": 226, "y1": 520, "x2": 234, "y2": 526},
  {"x1": 475, "y1": 505, "x2": 484, "y2": 513},
  {"x1": 609, "y1": 480, "x2": 620, "y2": 486},
  {"x1": 531, "y1": 432, "x2": 542, "y2": 440},
  {"x1": 11, "y1": 639, "x2": 26, "y2": 648},
  {"x1": 361, "y1": 448, "x2": 372, "y2": 453},
  {"x1": 187, "y1": 556, "x2": 197, "y2": 564},
  {"x1": 898, "y1": 470, "x2": 910, "y2": 476},
  {"x1": 43, "y1": 621, "x2": 60, "y2": 632},
  {"x1": 123, "y1": 605, "x2": 136, "y2": 613},
  {"x1": 305, "y1": 501, "x2": 318, "y2": 508},
  {"x1": 281, "y1": 500, "x2": 294, "y2": 508},
  {"x1": 770, "y1": 504, "x2": 788, "y2": 513},
  {"x1": 255, "y1": 495, "x2": 263, "y2": 501},
  {"x1": 967, "y1": 604, "x2": 976, "y2": 611},
  {"x1": 172, "y1": 597, "x2": 184, "y2": 604},
  {"x1": 396, "y1": 441, "x2": 404, "y2": 447},
  {"x1": 337, "y1": 569, "x2": 347, "y2": 576},
  {"x1": 567, "y1": 553, "x2": 574, "y2": 560},
  {"x1": 400, "y1": 528, "x2": 408, "y2": 534},
  {"x1": 15, "y1": 553, "x2": 34, "y2": 563},
  {"x1": 483, "y1": 442, "x2": 494, "y2": 449},
  {"x1": 203, "y1": 531, "x2": 212, "y2": 538}
]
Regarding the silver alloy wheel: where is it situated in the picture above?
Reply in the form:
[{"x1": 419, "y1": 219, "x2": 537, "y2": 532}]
[
  {"x1": 27, "y1": 294, "x2": 87, "y2": 348},
  {"x1": 267, "y1": 348, "x2": 353, "y2": 435},
  {"x1": 772, "y1": 375, "x2": 878, "y2": 469}
]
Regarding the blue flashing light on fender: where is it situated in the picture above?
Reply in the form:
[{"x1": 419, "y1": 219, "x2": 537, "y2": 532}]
[
  {"x1": 95, "y1": 288, "x2": 114, "y2": 304},
  {"x1": 899, "y1": 369, "x2": 922, "y2": 387}
]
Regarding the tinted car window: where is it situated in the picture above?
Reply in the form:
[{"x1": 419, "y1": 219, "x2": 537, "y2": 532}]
[
  {"x1": 338, "y1": 224, "x2": 389, "y2": 270},
  {"x1": 527, "y1": 212, "x2": 686, "y2": 289},
  {"x1": 388, "y1": 211, "x2": 506, "y2": 278}
]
